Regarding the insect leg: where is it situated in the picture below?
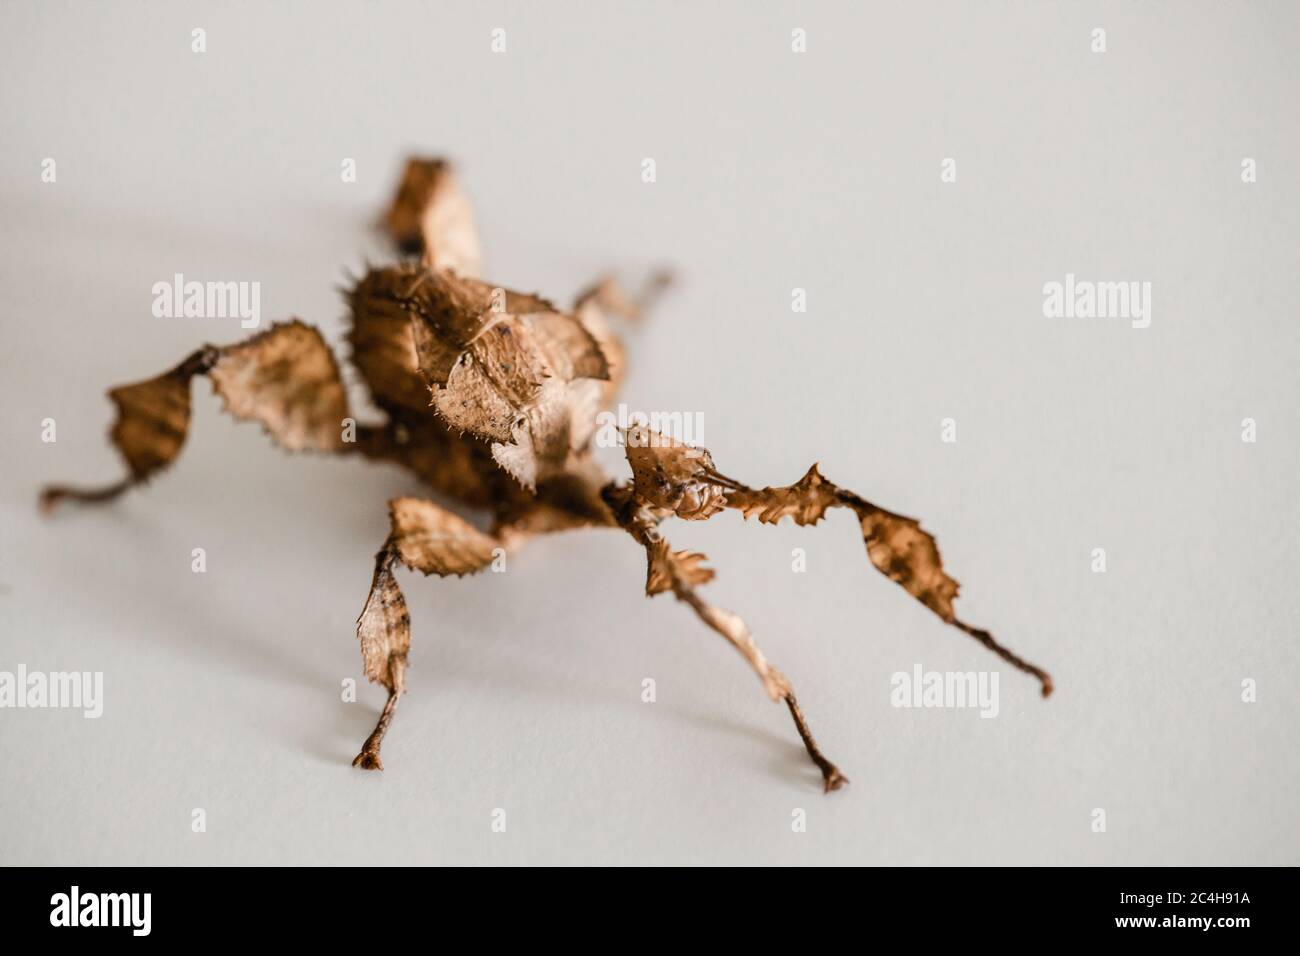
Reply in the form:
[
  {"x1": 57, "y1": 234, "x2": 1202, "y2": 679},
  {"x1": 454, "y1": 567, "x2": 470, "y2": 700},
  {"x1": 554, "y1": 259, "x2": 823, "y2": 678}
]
[
  {"x1": 606, "y1": 487, "x2": 848, "y2": 792},
  {"x1": 41, "y1": 321, "x2": 353, "y2": 512},
  {"x1": 352, "y1": 497, "x2": 500, "y2": 771},
  {"x1": 715, "y1": 466, "x2": 1053, "y2": 696}
]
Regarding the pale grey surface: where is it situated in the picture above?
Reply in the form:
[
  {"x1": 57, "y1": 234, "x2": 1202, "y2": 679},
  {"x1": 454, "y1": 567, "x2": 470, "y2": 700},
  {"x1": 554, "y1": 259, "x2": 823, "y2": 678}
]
[{"x1": 1, "y1": 0, "x2": 1297, "y2": 866}]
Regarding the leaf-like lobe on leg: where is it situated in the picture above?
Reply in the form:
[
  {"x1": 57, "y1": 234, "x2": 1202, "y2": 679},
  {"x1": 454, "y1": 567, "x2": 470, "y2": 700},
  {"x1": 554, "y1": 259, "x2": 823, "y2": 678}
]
[
  {"x1": 723, "y1": 464, "x2": 837, "y2": 526},
  {"x1": 40, "y1": 346, "x2": 218, "y2": 510},
  {"x1": 388, "y1": 496, "x2": 499, "y2": 576},
  {"x1": 846, "y1": 499, "x2": 962, "y2": 620},
  {"x1": 107, "y1": 351, "x2": 211, "y2": 480},
  {"x1": 208, "y1": 319, "x2": 350, "y2": 453},
  {"x1": 645, "y1": 539, "x2": 715, "y2": 595},
  {"x1": 356, "y1": 544, "x2": 411, "y2": 690}
]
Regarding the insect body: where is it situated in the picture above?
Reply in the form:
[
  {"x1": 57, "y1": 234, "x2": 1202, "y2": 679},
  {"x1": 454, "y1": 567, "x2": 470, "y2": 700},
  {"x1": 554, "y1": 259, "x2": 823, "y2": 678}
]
[{"x1": 42, "y1": 157, "x2": 1052, "y2": 791}]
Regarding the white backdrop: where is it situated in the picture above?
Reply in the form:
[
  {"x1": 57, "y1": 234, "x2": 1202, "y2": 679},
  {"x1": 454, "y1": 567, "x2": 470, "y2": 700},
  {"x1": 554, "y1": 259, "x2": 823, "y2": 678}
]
[{"x1": 1, "y1": 0, "x2": 1296, "y2": 865}]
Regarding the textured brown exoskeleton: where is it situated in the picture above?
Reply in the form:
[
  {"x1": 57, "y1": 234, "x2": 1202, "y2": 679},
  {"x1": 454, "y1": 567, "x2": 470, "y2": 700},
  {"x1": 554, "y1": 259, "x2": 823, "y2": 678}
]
[{"x1": 41, "y1": 157, "x2": 1052, "y2": 791}]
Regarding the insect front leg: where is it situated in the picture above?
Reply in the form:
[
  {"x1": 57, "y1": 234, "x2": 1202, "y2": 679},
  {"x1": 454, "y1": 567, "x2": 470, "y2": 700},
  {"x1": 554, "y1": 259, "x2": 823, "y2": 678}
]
[
  {"x1": 606, "y1": 487, "x2": 848, "y2": 792},
  {"x1": 351, "y1": 497, "x2": 500, "y2": 772},
  {"x1": 352, "y1": 542, "x2": 409, "y2": 771},
  {"x1": 716, "y1": 465, "x2": 1054, "y2": 697}
]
